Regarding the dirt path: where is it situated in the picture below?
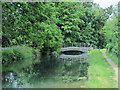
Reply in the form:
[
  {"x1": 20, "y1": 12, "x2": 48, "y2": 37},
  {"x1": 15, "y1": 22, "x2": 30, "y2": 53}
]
[{"x1": 102, "y1": 52, "x2": 119, "y2": 83}]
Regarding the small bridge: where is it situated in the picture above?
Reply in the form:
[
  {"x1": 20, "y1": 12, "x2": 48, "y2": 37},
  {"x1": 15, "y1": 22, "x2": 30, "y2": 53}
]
[
  {"x1": 61, "y1": 42, "x2": 93, "y2": 53},
  {"x1": 59, "y1": 43, "x2": 93, "y2": 61}
]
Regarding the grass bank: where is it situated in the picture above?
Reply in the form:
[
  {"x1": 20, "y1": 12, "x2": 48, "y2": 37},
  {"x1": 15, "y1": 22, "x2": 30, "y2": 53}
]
[{"x1": 85, "y1": 49, "x2": 117, "y2": 88}]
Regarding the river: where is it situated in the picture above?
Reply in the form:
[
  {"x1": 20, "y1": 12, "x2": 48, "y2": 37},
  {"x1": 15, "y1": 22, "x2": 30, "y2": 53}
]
[{"x1": 2, "y1": 50, "x2": 89, "y2": 88}]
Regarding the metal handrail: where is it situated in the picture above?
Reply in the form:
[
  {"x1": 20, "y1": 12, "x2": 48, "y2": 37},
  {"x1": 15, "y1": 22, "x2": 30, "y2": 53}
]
[{"x1": 63, "y1": 42, "x2": 94, "y2": 49}]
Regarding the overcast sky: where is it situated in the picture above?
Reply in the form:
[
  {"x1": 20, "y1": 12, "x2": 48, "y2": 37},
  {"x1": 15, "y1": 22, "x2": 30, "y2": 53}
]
[{"x1": 93, "y1": 0, "x2": 119, "y2": 8}]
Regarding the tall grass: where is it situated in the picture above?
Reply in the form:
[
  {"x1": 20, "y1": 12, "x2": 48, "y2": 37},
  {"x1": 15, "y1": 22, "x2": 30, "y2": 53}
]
[{"x1": 2, "y1": 45, "x2": 39, "y2": 73}]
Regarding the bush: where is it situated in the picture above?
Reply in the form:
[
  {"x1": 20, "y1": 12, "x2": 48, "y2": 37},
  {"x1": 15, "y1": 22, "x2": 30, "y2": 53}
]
[{"x1": 2, "y1": 45, "x2": 38, "y2": 72}]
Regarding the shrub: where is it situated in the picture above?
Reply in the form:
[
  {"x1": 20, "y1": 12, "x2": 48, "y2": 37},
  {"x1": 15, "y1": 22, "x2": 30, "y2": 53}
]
[{"x1": 2, "y1": 45, "x2": 38, "y2": 72}]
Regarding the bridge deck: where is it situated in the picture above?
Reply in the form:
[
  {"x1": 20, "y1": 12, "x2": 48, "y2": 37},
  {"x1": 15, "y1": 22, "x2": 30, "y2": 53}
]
[{"x1": 61, "y1": 47, "x2": 90, "y2": 52}]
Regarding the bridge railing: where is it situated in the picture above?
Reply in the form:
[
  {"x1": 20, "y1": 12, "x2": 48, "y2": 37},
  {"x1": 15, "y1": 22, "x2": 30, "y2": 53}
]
[{"x1": 63, "y1": 42, "x2": 94, "y2": 48}]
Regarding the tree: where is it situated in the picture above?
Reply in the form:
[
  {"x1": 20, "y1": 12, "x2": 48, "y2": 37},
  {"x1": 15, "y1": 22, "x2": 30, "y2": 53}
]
[
  {"x1": 2, "y1": 2, "x2": 63, "y2": 53},
  {"x1": 56, "y1": 2, "x2": 113, "y2": 47},
  {"x1": 2, "y1": 2, "x2": 114, "y2": 50},
  {"x1": 103, "y1": 6, "x2": 118, "y2": 55}
]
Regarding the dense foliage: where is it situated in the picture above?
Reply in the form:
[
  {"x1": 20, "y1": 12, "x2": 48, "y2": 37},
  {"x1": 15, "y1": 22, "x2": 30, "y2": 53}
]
[
  {"x1": 2, "y1": 2, "x2": 63, "y2": 53},
  {"x1": 56, "y1": 2, "x2": 113, "y2": 48},
  {"x1": 103, "y1": 6, "x2": 119, "y2": 56},
  {"x1": 2, "y1": 2, "x2": 113, "y2": 51}
]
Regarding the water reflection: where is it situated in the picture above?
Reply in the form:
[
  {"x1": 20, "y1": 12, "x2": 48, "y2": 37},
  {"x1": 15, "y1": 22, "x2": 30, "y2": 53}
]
[
  {"x1": 2, "y1": 72, "x2": 22, "y2": 88},
  {"x1": 2, "y1": 51, "x2": 89, "y2": 88}
]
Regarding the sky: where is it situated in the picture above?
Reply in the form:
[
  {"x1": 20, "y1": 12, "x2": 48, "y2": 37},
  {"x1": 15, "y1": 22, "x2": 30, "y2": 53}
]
[{"x1": 93, "y1": 0, "x2": 119, "y2": 8}]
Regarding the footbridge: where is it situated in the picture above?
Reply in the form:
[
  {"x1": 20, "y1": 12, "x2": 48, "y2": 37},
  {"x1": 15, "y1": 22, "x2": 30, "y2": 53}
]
[
  {"x1": 61, "y1": 43, "x2": 93, "y2": 53},
  {"x1": 59, "y1": 43, "x2": 93, "y2": 61}
]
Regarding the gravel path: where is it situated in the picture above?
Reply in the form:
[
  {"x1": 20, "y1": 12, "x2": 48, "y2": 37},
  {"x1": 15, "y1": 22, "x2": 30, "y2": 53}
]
[{"x1": 102, "y1": 52, "x2": 119, "y2": 83}]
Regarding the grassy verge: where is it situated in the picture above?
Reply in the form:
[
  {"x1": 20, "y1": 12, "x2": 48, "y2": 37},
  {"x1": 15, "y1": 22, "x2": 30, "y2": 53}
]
[
  {"x1": 85, "y1": 49, "x2": 117, "y2": 88},
  {"x1": 106, "y1": 51, "x2": 119, "y2": 67}
]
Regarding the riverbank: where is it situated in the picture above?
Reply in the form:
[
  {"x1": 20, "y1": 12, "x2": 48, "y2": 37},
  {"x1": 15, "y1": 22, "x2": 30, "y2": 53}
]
[{"x1": 21, "y1": 49, "x2": 118, "y2": 88}]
